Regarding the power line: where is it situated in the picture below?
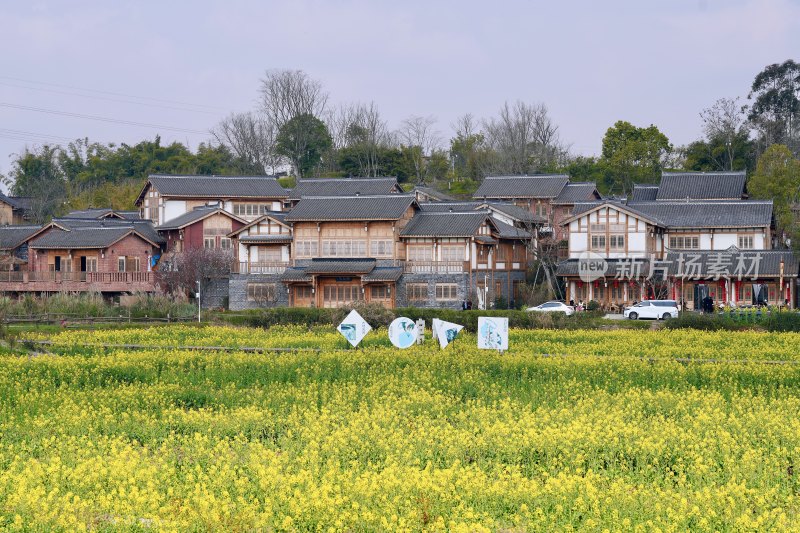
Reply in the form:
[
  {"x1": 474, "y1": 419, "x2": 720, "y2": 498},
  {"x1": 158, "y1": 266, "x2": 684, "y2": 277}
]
[
  {"x1": 0, "y1": 128, "x2": 74, "y2": 141},
  {"x1": 0, "y1": 103, "x2": 210, "y2": 135},
  {"x1": 0, "y1": 80, "x2": 219, "y2": 115},
  {"x1": 0, "y1": 75, "x2": 224, "y2": 111}
]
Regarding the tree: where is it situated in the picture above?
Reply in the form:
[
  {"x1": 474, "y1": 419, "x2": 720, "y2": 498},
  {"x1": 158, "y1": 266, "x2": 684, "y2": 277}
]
[
  {"x1": 260, "y1": 70, "x2": 328, "y2": 130},
  {"x1": 483, "y1": 101, "x2": 566, "y2": 175},
  {"x1": 275, "y1": 113, "x2": 332, "y2": 178},
  {"x1": 696, "y1": 97, "x2": 753, "y2": 171},
  {"x1": 449, "y1": 113, "x2": 493, "y2": 181},
  {"x1": 747, "y1": 144, "x2": 800, "y2": 246},
  {"x1": 396, "y1": 115, "x2": 441, "y2": 183},
  {"x1": 327, "y1": 102, "x2": 391, "y2": 177},
  {"x1": 211, "y1": 112, "x2": 281, "y2": 174},
  {"x1": 5, "y1": 145, "x2": 67, "y2": 222},
  {"x1": 155, "y1": 247, "x2": 234, "y2": 297},
  {"x1": 747, "y1": 60, "x2": 800, "y2": 155},
  {"x1": 600, "y1": 121, "x2": 672, "y2": 196}
]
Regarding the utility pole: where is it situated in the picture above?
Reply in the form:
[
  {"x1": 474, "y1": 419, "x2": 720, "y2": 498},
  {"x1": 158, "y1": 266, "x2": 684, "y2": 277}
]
[{"x1": 196, "y1": 280, "x2": 201, "y2": 323}]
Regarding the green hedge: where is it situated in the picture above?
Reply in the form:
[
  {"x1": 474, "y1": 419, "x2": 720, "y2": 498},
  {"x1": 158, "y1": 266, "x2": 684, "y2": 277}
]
[
  {"x1": 221, "y1": 306, "x2": 619, "y2": 332},
  {"x1": 663, "y1": 310, "x2": 800, "y2": 332}
]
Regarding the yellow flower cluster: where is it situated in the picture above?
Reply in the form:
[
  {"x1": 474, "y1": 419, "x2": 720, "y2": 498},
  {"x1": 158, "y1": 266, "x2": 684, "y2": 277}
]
[{"x1": 1, "y1": 326, "x2": 799, "y2": 530}]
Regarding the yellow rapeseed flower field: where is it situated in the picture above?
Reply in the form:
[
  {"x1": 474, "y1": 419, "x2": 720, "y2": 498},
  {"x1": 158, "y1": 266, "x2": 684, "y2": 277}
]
[{"x1": 1, "y1": 325, "x2": 799, "y2": 531}]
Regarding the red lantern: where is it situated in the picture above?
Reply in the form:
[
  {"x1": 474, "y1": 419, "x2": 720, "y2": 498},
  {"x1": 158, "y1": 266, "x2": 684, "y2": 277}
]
[
  {"x1": 577, "y1": 280, "x2": 583, "y2": 288},
  {"x1": 614, "y1": 280, "x2": 619, "y2": 288}
]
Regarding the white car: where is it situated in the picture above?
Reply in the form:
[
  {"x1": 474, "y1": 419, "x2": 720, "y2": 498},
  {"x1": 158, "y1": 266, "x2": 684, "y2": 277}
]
[
  {"x1": 624, "y1": 300, "x2": 679, "y2": 320},
  {"x1": 527, "y1": 301, "x2": 575, "y2": 316}
]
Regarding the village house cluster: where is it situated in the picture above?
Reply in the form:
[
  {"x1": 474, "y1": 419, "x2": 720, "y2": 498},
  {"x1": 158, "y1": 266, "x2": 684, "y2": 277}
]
[{"x1": 0, "y1": 171, "x2": 796, "y2": 310}]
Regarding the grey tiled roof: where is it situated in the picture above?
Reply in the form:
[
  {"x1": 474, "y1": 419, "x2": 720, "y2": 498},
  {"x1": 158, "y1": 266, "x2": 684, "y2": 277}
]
[
  {"x1": 473, "y1": 175, "x2": 569, "y2": 199},
  {"x1": 50, "y1": 218, "x2": 165, "y2": 245},
  {"x1": 419, "y1": 201, "x2": 484, "y2": 212},
  {"x1": 630, "y1": 185, "x2": 659, "y2": 203},
  {"x1": 142, "y1": 174, "x2": 288, "y2": 201},
  {"x1": 116, "y1": 211, "x2": 142, "y2": 220},
  {"x1": 156, "y1": 207, "x2": 242, "y2": 231},
  {"x1": 570, "y1": 200, "x2": 773, "y2": 229},
  {"x1": 290, "y1": 177, "x2": 401, "y2": 199},
  {"x1": 280, "y1": 268, "x2": 312, "y2": 282},
  {"x1": 401, "y1": 212, "x2": 487, "y2": 237},
  {"x1": 0, "y1": 225, "x2": 41, "y2": 250},
  {"x1": 305, "y1": 258, "x2": 376, "y2": 274},
  {"x1": 284, "y1": 195, "x2": 416, "y2": 222},
  {"x1": 553, "y1": 182, "x2": 600, "y2": 204},
  {"x1": 491, "y1": 218, "x2": 532, "y2": 239},
  {"x1": 362, "y1": 267, "x2": 403, "y2": 282},
  {"x1": 413, "y1": 186, "x2": 457, "y2": 201},
  {"x1": 485, "y1": 202, "x2": 543, "y2": 223},
  {"x1": 557, "y1": 258, "x2": 654, "y2": 278},
  {"x1": 30, "y1": 227, "x2": 139, "y2": 249},
  {"x1": 63, "y1": 208, "x2": 117, "y2": 219},
  {"x1": 238, "y1": 235, "x2": 293, "y2": 243},
  {"x1": 664, "y1": 250, "x2": 798, "y2": 278},
  {"x1": 657, "y1": 171, "x2": 747, "y2": 201}
]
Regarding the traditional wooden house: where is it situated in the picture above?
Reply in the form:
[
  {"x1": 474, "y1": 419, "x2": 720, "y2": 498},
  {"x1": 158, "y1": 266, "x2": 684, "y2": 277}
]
[
  {"x1": 136, "y1": 174, "x2": 290, "y2": 225},
  {"x1": 0, "y1": 218, "x2": 164, "y2": 294},
  {"x1": 227, "y1": 212, "x2": 292, "y2": 274},
  {"x1": 557, "y1": 170, "x2": 796, "y2": 310},
  {"x1": 0, "y1": 225, "x2": 41, "y2": 280},
  {"x1": 156, "y1": 205, "x2": 246, "y2": 253},
  {"x1": 0, "y1": 194, "x2": 33, "y2": 225}
]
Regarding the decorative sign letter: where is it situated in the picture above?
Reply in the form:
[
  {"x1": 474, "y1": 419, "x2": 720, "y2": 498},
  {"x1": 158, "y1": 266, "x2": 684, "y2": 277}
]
[
  {"x1": 432, "y1": 318, "x2": 464, "y2": 349},
  {"x1": 337, "y1": 310, "x2": 371, "y2": 347},
  {"x1": 477, "y1": 317, "x2": 508, "y2": 351},
  {"x1": 388, "y1": 317, "x2": 418, "y2": 349}
]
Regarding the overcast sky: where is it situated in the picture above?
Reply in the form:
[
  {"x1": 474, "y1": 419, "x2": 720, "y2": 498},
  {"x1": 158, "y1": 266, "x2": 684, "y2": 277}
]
[{"x1": 1, "y1": 0, "x2": 798, "y2": 179}]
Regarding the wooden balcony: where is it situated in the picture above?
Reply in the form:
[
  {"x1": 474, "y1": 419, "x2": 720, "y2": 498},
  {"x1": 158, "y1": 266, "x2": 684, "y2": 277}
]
[
  {"x1": 233, "y1": 261, "x2": 290, "y2": 274},
  {"x1": 0, "y1": 271, "x2": 155, "y2": 293},
  {"x1": 404, "y1": 261, "x2": 466, "y2": 273}
]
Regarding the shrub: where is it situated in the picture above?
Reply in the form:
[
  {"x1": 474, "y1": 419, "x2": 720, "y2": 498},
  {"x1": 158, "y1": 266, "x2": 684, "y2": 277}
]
[{"x1": 586, "y1": 300, "x2": 600, "y2": 311}]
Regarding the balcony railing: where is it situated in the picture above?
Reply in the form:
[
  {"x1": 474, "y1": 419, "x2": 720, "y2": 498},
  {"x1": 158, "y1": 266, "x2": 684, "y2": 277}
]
[
  {"x1": 404, "y1": 261, "x2": 465, "y2": 273},
  {"x1": 234, "y1": 261, "x2": 289, "y2": 274},
  {"x1": 0, "y1": 271, "x2": 153, "y2": 285}
]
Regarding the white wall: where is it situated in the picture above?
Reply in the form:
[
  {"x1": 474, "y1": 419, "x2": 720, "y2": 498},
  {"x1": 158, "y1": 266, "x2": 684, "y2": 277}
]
[{"x1": 164, "y1": 201, "x2": 187, "y2": 224}]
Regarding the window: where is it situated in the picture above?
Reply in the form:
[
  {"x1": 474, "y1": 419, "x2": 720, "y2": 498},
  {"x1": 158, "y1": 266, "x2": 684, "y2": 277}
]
[
  {"x1": 609, "y1": 235, "x2": 625, "y2": 250},
  {"x1": 590, "y1": 224, "x2": 606, "y2": 233},
  {"x1": 247, "y1": 283, "x2": 277, "y2": 302},
  {"x1": 85, "y1": 258, "x2": 97, "y2": 272},
  {"x1": 611, "y1": 284, "x2": 624, "y2": 301},
  {"x1": 219, "y1": 238, "x2": 232, "y2": 250},
  {"x1": 370, "y1": 239, "x2": 394, "y2": 257},
  {"x1": 435, "y1": 283, "x2": 458, "y2": 301},
  {"x1": 322, "y1": 285, "x2": 362, "y2": 308},
  {"x1": 591, "y1": 235, "x2": 606, "y2": 250},
  {"x1": 407, "y1": 245, "x2": 432, "y2": 262},
  {"x1": 204, "y1": 238, "x2": 215, "y2": 249},
  {"x1": 440, "y1": 245, "x2": 464, "y2": 262},
  {"x1": 534, "y1": 204, "x2": 547, "y2": 217},
  {"x1": 669, "y1": 236, "x2": 700, "y2": 249},
  {"x1": 118, "y1": 257, "x2": 126, "y2": 272},
  {"x1": 294, "y1": 286, "x2": 312, "y2": 301},
  {"x1": 233, "y1": 203, "x2": 270, "y2": 217},
  {"x1": 738, "y1": 235, "x2": 754, "y2": 249},
  {"x1": 370, "y1": 285, "x2": 390, "y2": 300},
  {"x1": 133, "y1": 257, "x2": 141, "y2": 272},
  {"x1": 257, "y1": 247, "x2": 282, "y2": 262},
  {"x1": 321, "y1": 240, "x2": 367, "y2": 256},
  {"x1": 295, "y1": 240, "x2": 318, "y2": 257},
  {"x1": 406, "y1": 283, "x2": 427, "y2": 302}
]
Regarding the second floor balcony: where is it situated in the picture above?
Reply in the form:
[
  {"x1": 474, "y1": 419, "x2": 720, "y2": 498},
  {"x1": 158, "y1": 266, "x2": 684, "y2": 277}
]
[
  {"x1": 403, "y1": 261, "x2": 466, "y2": 274},
  {"x1": 233, "y1": 261, "x2": 290, "y2": 275},
  {"x1": 0, "y1": 270, "x2": 155, "y2": 293}
]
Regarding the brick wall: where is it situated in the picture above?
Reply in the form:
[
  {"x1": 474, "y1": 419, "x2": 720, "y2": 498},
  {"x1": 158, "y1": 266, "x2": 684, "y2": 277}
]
[{"x1": 228, "y1": 274, "x2": 289, "y2": 310}]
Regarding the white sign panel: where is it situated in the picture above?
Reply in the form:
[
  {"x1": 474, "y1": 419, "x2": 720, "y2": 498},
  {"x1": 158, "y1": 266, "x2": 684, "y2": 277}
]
[
  {"x1": 388, "y1": 317, "x2": 418, "y2": 349},
  {"x1": 432, "y1": 318, "x2": 464, "y2": 349},
  {"x1": 337, "y1": 310, "x2": 371, "y2": 347},
  {"x1": 477, "y1": 317, "x2": 508, "y2": 350}
]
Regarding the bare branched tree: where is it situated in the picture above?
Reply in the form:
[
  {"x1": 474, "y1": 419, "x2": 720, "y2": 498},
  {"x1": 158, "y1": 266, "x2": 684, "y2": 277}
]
[
  {"x1": 483, "y1": 101, "x2": 566, "y2": 174},
  {"x1": 699, "y1": 97, "x2": 749, "y2": 171},
  {"x1": 326, "y1": 102, "x2": 391, "y2": 177},
  {"x1": 396, "y1": 115, "x2": 442, "y2": 183},
  {"x1": 155, "y1": 247, "x2": 234, "y2": 297},
  {"x1": 451, "y1": 113, "x2": 480, "y2": 139},
  {"x1": 260, "y1": 69, "x2": 329, "y2": 129},
  {"x1": 211, "y1": 112, "x2": 282, "y2": 174}
]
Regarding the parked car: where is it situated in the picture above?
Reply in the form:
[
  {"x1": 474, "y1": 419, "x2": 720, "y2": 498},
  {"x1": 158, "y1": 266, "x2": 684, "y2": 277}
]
[
  {"x1": 624, "y1": 300, "x2": 679, "y2": 320},
  {"x1": 526, "y1": 301, "x2": 575, "y2": 316}
]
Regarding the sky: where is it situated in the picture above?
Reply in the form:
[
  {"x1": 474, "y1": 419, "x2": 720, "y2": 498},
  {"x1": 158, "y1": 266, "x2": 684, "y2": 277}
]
[{"x1": 1, "y1": 0, "x2": 799, "y2": 180}]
